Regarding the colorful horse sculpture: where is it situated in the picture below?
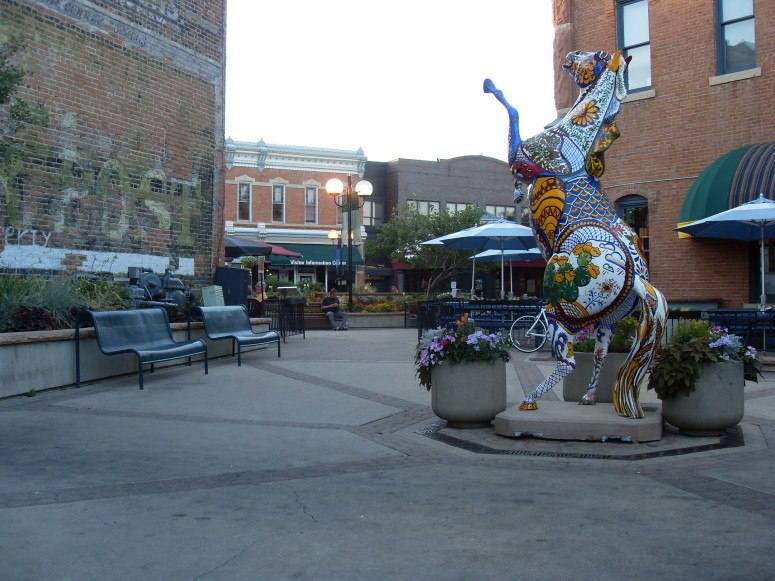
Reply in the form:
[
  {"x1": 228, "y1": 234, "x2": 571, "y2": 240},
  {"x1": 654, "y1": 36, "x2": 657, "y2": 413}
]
[{"x1": 484, "y1": 50, "x2": 667, "y2": 419}]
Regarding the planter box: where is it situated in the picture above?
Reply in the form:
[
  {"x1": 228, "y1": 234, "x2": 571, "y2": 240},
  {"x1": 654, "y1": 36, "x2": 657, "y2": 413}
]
[
  {"x1": 0, "y1": 319, "x2": 271, "y2": 399},
  {"x1": 431, "y1": 360, "x2": 507, "y2": 428},
  {"x1": 662, "y1": 360, "x2": 744, "y2": 436},
  {"x1": 562, "y1": 352, "x2": 628, "y2": 403},
  {"x1": 348, "y1": 312, "x2": 407, "y2": 328}
]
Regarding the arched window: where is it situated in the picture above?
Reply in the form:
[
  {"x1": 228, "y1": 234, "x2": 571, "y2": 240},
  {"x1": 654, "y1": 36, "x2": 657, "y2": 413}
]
[{"x1": 616, "y1": 194, "x2": 649, "y2": 260}]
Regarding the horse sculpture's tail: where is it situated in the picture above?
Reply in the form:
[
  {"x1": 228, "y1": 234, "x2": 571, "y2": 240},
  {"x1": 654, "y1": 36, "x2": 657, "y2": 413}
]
[{"x1": 614, "y1": 277, "x2": 668, "y2": 418}]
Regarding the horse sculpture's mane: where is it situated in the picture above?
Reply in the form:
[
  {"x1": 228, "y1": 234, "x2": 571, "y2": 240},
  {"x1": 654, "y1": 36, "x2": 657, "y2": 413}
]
[{"x1": 485, "y1": 50, "x2": 667, "y2": 419}]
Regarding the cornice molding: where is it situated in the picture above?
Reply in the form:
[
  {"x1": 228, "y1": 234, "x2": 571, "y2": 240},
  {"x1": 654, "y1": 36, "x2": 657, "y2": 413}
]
[{"x1": 225, "y1": 137, "x2": 367, "y2": 176}]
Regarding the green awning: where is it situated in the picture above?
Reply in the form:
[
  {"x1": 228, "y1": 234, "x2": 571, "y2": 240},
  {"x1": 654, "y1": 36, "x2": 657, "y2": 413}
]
[
  {"x1": 679, "y1": 142, "x2": 775, "y2": 224},
  {"x1": 268, "y1": 243, "x2": 363, "y2": 267}
]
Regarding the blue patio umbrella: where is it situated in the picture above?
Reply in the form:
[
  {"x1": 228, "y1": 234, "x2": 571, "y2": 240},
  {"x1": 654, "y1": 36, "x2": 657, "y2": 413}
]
[
  {"x1": 438, "y1": 220, "x2": 537, "y2": 298},
  {"x1": 675, "y1": 194, "x2": 775, "y2": 310},
  {"x1": 469, "y1": 249, "x2": 544, "y2": 299}
]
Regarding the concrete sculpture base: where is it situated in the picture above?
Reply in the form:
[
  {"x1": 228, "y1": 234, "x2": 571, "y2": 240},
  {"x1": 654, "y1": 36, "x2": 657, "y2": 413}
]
[{"x1": 493, "y1": 401, "x2": 662, "y2": 443}]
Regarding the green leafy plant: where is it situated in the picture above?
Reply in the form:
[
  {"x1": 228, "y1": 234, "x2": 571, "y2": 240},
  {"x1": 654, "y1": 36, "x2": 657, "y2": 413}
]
[
  {"x1": 648, "y1": 320, "x2": 761, "y2": 400},
  {"x1": 573, "y1": 315, "x2": 639, "y2": 354},
  {"x1": 415, "y1": 313, "x2": 511, "y2": 390},
  {"x1": 238, "y1": 256, "x2": 262, "y2": 269},
  {"x1": 0, "y1": 274, "x2": 130, "y2": 332},
  {"x1": 75, "y1": 276, "x2": 131, "y2": 310}
]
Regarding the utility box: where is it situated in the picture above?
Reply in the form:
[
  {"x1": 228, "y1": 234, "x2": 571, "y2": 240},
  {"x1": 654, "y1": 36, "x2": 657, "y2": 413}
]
[{"x1": 214, "y1": 267, "x2": 250, "y2": 306}]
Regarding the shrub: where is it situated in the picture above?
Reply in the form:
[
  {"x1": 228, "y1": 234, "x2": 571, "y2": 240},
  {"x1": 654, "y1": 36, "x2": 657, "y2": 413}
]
[
  {"x1": 572, "y1": 315, "x2": 638, "y2": 354},
  {"x1": 0, "y1": 274, "x2": 130, "y2": 332},
  {"x1": 648, "y1": 320, "x2": 761, "y2": 400}
]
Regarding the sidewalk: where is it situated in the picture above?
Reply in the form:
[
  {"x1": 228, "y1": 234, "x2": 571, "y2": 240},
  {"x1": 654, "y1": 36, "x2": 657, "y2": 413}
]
[{"x1": 1, "y1": 328, "x2": 773, "y2": 580}]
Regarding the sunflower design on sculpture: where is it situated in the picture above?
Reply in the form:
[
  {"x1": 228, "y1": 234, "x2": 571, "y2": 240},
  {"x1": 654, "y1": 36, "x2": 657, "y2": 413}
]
[
  {"x1": 572, "y1": 242, "x2": 601, "y2": 257},
  {"x1": 599, "y1": 279, "x2": 617, "y2": 295},
  {"x1": 571, "y1": 100, "x2": 600, "y2": 127}
]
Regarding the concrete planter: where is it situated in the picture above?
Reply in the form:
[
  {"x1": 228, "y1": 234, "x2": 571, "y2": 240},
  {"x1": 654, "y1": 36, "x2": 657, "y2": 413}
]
[
  {"x1": 562, "y1": 352, "x2": 628, "y2": 403},
  {"x1": 348, "y1": 312, "x2": 406, "y2": 328},
  {"x1": 431, "y1": 360, "x2": 507, "y2": 428},
  {"x1": 661, "y1": 361, "x2": 744, "y2": 436}
]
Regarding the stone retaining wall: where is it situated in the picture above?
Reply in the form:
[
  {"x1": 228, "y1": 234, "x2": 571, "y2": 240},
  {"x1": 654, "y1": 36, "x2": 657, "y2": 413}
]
[{"x1": 0, "y1": 319, "x2": 269, "y2": 400}]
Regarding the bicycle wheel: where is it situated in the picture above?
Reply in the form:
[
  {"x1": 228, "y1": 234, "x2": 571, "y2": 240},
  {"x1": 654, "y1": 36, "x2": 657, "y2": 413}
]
[{"x1": 510, "y1": 315, "x2": 548, "y2": 353}]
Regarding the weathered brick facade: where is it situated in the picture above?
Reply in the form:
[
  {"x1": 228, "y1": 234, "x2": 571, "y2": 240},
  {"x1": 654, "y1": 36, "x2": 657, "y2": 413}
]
[
  {"x1": 553, "y1": 0, "x2": 774, "y2": 307},
  {"x1": 0, "y1": 0, "x2": 225, "y2": 285}
]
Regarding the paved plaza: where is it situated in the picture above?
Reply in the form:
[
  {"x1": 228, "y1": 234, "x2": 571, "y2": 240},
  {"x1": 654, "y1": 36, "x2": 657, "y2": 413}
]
[{"x1": 1, "y1": 328, "x2": 774, "y2": 580}]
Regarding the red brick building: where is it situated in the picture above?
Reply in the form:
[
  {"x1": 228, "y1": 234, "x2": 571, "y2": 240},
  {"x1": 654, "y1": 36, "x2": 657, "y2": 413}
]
[
  {"x1": 223, "y1": 139, "x2": 371, "y2": 290},
  {"x1": 0, "y1": 0, "x2": 226, "y2": 285},
  {"x1": 553, "y1": 0, "x2": 774, "y2": 307}
]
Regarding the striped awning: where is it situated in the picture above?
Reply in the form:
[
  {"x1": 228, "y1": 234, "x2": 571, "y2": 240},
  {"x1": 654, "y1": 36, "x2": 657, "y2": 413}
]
[{"x1": 679, "y1": 142, "x2": 775, "y2": 224}]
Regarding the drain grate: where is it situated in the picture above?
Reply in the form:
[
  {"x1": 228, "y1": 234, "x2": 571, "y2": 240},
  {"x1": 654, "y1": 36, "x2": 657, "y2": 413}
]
[{"x1": 417, "y1": 421, "x2": 744, "y2": 461}]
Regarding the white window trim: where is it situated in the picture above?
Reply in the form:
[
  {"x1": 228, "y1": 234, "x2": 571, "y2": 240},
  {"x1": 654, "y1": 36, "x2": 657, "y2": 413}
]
[
  {"x1": 272, "y1": 183, "x2": 286, "y2": 223},
  {"x1": 622, "y1": 88, "x2": 656, "y2": 103},
  {"x1": 709, "y1": 67, "x2": 761, "y2": 86},
  {"x1": 304, "y1": 185, "x2": 318, "y2": 224},
  {"x1": 237, "y1": 182, "x2": 252, "y2": 222}
]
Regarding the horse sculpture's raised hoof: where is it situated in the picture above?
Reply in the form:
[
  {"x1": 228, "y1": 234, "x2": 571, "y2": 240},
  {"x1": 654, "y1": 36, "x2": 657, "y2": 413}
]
[
  {"x1": 580, "y1": 393, "x2": 596, "y2": 405},
  {"x1": 519, "y1": 401, "x2": 538, "y2": 411}
]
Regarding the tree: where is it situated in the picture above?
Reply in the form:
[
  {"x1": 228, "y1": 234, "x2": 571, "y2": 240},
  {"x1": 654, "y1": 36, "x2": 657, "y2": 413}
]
[{"x1": 366, "y1": 204, "x2": 485, "y2": 296}]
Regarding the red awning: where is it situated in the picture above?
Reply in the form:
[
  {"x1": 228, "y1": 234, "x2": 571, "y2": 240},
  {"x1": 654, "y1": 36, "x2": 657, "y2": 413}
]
[{"x1": 265, "y1": 243, "x2": 301, "y2": 257}]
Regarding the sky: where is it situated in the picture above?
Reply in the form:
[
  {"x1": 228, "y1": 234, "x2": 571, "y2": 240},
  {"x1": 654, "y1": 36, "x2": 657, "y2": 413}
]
[{"x1": 225, "y1": 0, "x2": 557, "y2": 163}]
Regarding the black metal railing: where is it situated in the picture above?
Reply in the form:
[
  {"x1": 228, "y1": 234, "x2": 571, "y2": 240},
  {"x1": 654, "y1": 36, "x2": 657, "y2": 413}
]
[
  {"x1": 416, "y1": 298, "x2": 544, "y2": 339},
  {"x1": 415, "y1": 300, "x2": 775, "y2": 348},
  {"x1": 265, "y1": 298, "x2": 306, "y2": 341}
]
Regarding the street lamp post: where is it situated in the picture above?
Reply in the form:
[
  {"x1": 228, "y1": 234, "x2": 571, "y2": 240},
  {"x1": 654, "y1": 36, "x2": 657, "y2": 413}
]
[
  {"x1": 326, "y1": 175, "x2": 372, "y2": 312},
  {"x1": 328, "y1": 229, "x2": 343, "y2": 290}
]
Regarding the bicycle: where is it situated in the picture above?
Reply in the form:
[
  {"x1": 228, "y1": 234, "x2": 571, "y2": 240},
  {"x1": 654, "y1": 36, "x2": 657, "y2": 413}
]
[{"x1": 509, "y1": 307, "x2": 550, "y2": 352}]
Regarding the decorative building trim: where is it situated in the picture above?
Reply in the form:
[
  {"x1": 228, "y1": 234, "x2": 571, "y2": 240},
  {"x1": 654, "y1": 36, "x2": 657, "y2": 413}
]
[{"x1": 225, "y1": 138, "x2": 367, "y2": 176}]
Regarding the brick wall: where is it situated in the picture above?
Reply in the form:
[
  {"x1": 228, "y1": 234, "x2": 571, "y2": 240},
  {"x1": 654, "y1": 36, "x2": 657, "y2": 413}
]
[
  {"x1": 0, "y1": 0, "x2": 225, "y2": 286},
  {"x1": 225, "y1": 168, "x2": 364, "y2": 232},
  {"x1": 555, "y1": 0, "x2": 774, "y2": 307}
]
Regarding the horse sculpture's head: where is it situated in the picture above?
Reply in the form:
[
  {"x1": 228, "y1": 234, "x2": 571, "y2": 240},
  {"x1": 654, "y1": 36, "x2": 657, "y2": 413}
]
[{"x1": 562, "y1": 50, "x2": 611, "y2": 88}]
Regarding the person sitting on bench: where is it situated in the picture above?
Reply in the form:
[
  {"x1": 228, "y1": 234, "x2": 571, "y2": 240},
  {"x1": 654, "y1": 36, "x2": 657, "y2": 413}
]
[{"x1": 321, "y1": 287, "x2": 348, "y2": 330}]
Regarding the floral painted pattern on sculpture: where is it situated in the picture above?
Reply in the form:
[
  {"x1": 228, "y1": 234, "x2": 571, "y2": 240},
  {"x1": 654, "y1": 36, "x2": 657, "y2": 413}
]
[{"x1": 485, "y1": 49, "x2": 668, "y2": 418}]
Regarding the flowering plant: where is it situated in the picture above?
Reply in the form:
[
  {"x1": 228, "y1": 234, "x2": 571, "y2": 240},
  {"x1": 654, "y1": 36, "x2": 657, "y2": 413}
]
[
  {"x1": 648, "y1": 320, "x2": 761, "y2": 400},
  {"x1": 415, "y1": 314, "x2": 511, "y2": 391}
]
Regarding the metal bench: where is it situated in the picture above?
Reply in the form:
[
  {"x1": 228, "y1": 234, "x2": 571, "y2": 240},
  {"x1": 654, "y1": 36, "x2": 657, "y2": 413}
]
[
  {"x1": 195, "y1": 305, "x2": 281, "y2": 365},
  {"x1": 76, "y1": 308, "x2": 208, "y2": 390}
]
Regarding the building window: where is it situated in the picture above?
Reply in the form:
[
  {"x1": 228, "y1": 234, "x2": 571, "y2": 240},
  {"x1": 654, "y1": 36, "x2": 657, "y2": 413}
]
[
  {"x1": 446, "y1": 202, "x2": 474, "y2": 214},
  {"x1": 486, "y1": 204, "x2": 517, "y2": 221},
  {"x1": 717, "y1": 0, "x2": 755, "y2": 74},
  {"x1": 363, "y1": 200, "x2": 384, "y2": 226},
  {"x1": 305, "y1": 186, "x2": 317, "y2": 224},
  {"x1": 617, "y1": 0, "x2": 651, "y2": 91},
  {"x1": 272, "y1": 184, "x2": 285, "y2": 223},
  {"x1": 520, "y1": 207, "x2": 532, "y2": 227},
  {"x1": 238, "y1": 183, "x2": 251, "y2": 221},
  {"x1": 616, "y1": 194, "x2": 649, "y2": 260},
  {"x1": 407, "y1": 200, "x2": 440, "y2": 215}
]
